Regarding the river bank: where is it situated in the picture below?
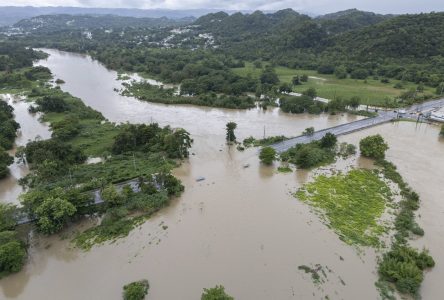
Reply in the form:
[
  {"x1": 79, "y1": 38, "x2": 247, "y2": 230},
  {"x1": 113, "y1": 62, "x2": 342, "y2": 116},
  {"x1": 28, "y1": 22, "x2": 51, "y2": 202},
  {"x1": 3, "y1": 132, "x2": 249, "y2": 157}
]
[{"x1": 0, "y1": 49, "x2": 442, "y2": 299}]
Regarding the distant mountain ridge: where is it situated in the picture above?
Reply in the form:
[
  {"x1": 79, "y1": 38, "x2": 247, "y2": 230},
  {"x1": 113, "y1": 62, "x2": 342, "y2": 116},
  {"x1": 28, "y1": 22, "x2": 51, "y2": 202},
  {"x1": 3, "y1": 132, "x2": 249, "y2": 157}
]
[
  {"x1": 0, "y1": 6, "x2": 254, "y2": 26},
  {"x1": 13, "y1": 14, "x2": 193, "y2": 32}
]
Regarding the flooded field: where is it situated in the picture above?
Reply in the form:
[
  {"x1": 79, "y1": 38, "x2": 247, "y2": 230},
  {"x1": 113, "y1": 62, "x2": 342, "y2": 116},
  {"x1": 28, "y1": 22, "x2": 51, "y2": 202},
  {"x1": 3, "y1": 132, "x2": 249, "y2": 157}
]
[{"x1": 0, "y1": 49, "x2": 442, "y2": 299}]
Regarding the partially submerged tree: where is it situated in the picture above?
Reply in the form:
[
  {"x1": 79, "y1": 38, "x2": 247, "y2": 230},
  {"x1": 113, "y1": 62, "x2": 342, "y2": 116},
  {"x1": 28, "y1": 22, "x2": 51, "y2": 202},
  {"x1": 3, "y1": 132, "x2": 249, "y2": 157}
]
[
  {"x1": 359, "y1": 134, "x2": 389, "y2": 159},
  {"x1": 225, "y1": 122, "x2": 237, "y2": 143},
  {"x1": 123, "y1": 280, "x2": 149, "y2": 300},
  {"x1": 201, "y1": 285, "x2": 234, "y2": 300},
  {"x1": 259, "y1": 147, "x2": 277, "y2": 165},
  {"x1": 320, "y1": 132, "x2": 337, "y2": 149},
  {"x1": 35, "y1": 196, "x2": 77, "y2": 234}
]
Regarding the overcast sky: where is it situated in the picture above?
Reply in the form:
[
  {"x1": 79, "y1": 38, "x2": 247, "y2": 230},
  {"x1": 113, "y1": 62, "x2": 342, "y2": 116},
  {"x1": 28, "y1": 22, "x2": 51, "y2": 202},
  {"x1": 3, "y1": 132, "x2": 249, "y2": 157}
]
[{"x1": 0, "y1": 0, "x2": 442, "y2": 14}]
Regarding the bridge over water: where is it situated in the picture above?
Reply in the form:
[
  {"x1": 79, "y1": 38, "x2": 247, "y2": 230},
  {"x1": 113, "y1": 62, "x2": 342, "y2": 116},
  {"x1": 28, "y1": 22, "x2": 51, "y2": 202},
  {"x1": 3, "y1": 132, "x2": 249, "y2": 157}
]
[{"x1": 272, "y1": 98, "x2": 444, "y2": 153}]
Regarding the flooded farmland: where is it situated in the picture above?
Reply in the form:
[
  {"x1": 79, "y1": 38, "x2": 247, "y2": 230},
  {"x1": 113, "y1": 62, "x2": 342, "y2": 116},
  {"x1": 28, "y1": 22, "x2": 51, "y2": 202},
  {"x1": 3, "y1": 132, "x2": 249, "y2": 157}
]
[{"x1": 0, "y1": 49, "x2": 442, "y2": 300}]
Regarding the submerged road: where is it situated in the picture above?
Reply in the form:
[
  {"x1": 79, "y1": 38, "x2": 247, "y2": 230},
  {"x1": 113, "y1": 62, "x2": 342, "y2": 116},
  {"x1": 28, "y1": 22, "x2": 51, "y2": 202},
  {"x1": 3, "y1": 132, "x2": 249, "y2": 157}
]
[{"x1": 272, "y1": 98, "x2": 444, "y2": 153}]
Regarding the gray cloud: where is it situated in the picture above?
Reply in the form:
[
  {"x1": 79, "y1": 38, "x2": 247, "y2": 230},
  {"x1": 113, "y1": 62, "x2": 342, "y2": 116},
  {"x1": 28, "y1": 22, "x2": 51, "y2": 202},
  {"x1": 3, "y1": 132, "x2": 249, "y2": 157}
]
[{"x1": 0, "y1": 0, "x2": 443, "y2": 14}]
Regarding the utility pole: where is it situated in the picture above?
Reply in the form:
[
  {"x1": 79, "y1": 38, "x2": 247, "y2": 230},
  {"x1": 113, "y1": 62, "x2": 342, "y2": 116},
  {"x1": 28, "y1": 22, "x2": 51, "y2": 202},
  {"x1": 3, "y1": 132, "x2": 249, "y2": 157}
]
[{"x1": 263, "y1": 125, "x2": 266, "y2": 139}]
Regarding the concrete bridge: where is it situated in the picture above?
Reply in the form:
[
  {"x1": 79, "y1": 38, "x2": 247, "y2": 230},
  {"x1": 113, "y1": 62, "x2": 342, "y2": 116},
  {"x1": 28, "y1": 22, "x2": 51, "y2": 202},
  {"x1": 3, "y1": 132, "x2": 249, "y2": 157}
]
[{"x1": 271, "y1": 98, "x2": 444, "y2": 153}]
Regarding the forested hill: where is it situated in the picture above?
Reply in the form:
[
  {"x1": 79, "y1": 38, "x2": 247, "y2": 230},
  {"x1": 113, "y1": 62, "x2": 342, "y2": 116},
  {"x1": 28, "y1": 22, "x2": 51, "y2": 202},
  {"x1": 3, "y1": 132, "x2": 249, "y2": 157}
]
[
  {"x1": 330, "y1": 12, "x2": 444, "y2": 59},
  {"x1": 194, "y1": 10, "x2": 444, "y2": 61},
  {"x1": 192, "y1": 8, "x2": 398, "y2": 58},
  {"x1": 12, "y1": 14, "x2": 194, "y2": 33},
  {"x1": 315, "y1": 9, "x2": 393, "y2": 34}
]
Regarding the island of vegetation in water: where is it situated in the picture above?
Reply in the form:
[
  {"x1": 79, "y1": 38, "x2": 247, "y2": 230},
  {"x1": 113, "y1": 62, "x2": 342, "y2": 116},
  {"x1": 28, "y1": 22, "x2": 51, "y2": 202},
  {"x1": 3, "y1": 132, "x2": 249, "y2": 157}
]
[{"x1": 295, "y1": 135, "x2": 434, "y2": 299}]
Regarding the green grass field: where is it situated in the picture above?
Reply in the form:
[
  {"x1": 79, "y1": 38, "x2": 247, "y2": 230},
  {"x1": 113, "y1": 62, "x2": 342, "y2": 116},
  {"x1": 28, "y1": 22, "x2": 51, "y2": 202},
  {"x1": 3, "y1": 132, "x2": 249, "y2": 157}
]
[{"x1": 232, "y1": 63, "x2": 435, "y2": 106}]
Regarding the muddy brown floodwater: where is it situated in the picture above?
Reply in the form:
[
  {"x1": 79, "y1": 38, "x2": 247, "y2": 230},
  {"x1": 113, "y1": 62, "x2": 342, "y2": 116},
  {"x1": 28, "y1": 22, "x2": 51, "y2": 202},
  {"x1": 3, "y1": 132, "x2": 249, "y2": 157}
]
[
  {"x1": 0, "y1": 94, "x2": 51, "y2": 205},
  {"x1": 0, "y1": 49, "x2": 442, "y2": 300}
]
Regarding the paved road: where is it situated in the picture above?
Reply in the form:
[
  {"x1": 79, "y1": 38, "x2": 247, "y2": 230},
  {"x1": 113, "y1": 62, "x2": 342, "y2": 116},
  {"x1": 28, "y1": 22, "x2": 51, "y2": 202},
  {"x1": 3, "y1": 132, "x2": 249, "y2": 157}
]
[{"x1": 272, "y1": 98, "x2": 444, "y2": 153}]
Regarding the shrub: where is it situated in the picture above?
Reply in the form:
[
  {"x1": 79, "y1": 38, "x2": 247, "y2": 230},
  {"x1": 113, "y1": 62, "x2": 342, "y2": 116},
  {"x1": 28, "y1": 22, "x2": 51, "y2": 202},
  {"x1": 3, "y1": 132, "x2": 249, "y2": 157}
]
[
  {"x1": 259, "y1": 147, "x2": 276, "y2": 165},
  {"x1": 379, "y1": 246, "x2": 434, "y2": 295},
  {"x1": 281, "y1": 143, "x2": 335, "y2": 169},
  {"x1": 201, "y1": 285, "x2": 234, "y2": 300},
  {"x1": 351, "y1": 68, "x2": 369, "y2": 79},
  {"x1": 123, "y1": 280, "x2": 149, "y2": 300}
]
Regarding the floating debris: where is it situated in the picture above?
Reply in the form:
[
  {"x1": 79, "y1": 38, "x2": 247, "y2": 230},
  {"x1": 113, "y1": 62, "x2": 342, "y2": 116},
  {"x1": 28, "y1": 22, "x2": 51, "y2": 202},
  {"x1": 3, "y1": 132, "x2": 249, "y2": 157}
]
[{"x1": 243, "y1": 163, "x2": 250, "y2": 168}]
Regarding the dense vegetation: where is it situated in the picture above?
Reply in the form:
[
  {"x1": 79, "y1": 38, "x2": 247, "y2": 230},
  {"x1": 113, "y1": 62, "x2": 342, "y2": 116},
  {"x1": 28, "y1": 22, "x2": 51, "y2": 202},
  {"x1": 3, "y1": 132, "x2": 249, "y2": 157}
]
[
  {"x1": 0, "y1": 45, "x2": 192, "y2": 264},
  {"x1": 123, "y1": 280, "x2": 149, "y2": 300},
  {"x1": 6, "y1": 9, "x2": 444, "y2": 108},
  {"x1": 14, "y1": 14, "x2": 191, "y2": 33},
  {"x1": 0, "y1": 101, "x2": 20, "y2": 178},
  {"x1": 374, "y1": 159, "x2": 435, "y2": 297},
  {"x1": 0, "y1": 203, "x2": 27, "y2": 278},
  {"x1": 281, "y1": 133, "x2": 338, "y2": 168},
  {"x1": 296, "y1": 169, "x2": 390, "y2": 247},
  {"x1": 243, "y1": 135, "x2": 289, "y2": 147},
  {"x1": 19, "y1": 84, "x2": 191, "y2": 245},
  {"x1": 0, "y1": 42, "x2": 46, "y2": 72},
  {"x1": 201, "y1": 285, "x2": 234, "y2": 300},
  {"x1": 122, "y1": 81, "x2": 255, "y2": 109},
  {"x1": 295, "y1": 134, "x2": 435, "y2": 298}
]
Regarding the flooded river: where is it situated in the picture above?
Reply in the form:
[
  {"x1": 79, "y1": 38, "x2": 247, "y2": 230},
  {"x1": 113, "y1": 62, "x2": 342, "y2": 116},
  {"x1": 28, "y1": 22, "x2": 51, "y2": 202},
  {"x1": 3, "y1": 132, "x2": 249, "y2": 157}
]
[
  {"x1": 0, "y1": 94, "x2": 51, "y2": 205},
  {"x1": 0, "y1": 49, "x2": 442, "y2": 299}
]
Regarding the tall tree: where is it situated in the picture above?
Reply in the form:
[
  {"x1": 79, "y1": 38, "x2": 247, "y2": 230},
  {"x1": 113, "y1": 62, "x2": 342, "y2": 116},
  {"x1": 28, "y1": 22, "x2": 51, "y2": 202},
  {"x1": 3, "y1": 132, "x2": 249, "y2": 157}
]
[{"x1": 226, "y1": 122, "x2": 237, "y2": 143}]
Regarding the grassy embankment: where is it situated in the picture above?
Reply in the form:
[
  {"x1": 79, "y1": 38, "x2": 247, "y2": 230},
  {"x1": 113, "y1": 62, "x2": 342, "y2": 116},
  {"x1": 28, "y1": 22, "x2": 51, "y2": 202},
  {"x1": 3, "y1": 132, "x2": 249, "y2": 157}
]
[{"x1": 232, "y1": 63, "x2": 435, "y2": 107}]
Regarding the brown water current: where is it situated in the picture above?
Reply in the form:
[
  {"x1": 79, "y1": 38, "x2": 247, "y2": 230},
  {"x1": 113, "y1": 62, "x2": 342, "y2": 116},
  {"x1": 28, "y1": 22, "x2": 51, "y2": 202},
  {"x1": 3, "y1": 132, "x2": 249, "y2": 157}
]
[
  {"x1": 0, "y1": 94, "x2": 51, "y2": 205},
  {"x1": 0, "y1": 49, "x2": 442, "y2": 299}
]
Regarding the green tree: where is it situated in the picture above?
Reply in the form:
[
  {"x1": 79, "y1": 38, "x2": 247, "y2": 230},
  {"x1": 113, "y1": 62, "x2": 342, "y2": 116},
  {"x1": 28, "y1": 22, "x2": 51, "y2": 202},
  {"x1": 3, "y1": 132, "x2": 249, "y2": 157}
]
[
  {"x1": 123, "y1": 280, "x2": 149, "y2": 300},
  {"x1": 226, "y1": 122, "x2": 237, "y2": 143},
  {"x1": 436, "y1": 83, "x2": 444, "y2": 95},
  {"x1": 0, "y1": 147, "x2": 13, "y2": 178},
  {"x1": 278, "y1": 82, "x2": 292, "y2": 93},
  {"x1": 302, "y1": 127, "x2": 315, "y2": 136},
  {"x1": 348, "y1": 96, "x2": 361, "y2": 109},
  {"x1": 320, "y1": 133, "x2": 337, "y2": 148},
  {"x1": 164, "y1": 128, "x2": 192, "y2": 159},
  {"x1": 101, "y1": 184, "x2": 125, "y2": 207},
  {"x1": 302, "y1": 87, "x2": 317, "y2": 99},
  {"x1": 201, "y1": 285, "x2": 234, "y2": 300},
  {"x1": 0, "y1": 203, "x2": 16, "y2": 231},
  {"x1": 292, "y1": 75, "x2": 301, "y2": 85},
  {"x1": 350, "y1": 68, "x2": 369, "y2": 79},
  {"x1": 334, "y1": 65, "x2": 348, "y2": 79},
  {"x1": 35, "y1": 196, "x2": 77, "y2": 234},
  {"x1": 260, "y1": 66, "x2": 279, "y2": 85},
  {"x1": 300, "y1": 74, "x2": 308, "y2": 82},
  {"x1": 259, "y1": 147, "x2": 277, "y2": 165},
  {"x1": 359, "y1": 135, "x2": 389, "y2": 159},
  {"x1": 0, "y1": 237, "x2": 26, "y2": 276}
]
